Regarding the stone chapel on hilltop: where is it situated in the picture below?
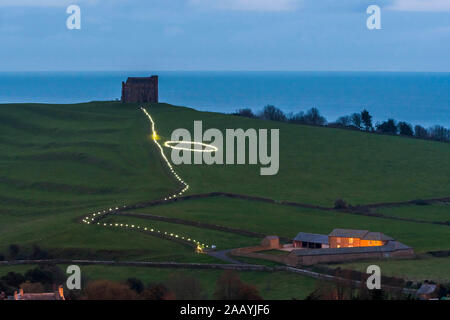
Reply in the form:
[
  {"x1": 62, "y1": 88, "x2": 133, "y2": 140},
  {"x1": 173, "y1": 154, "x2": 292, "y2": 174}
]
[{"x1": 121, "y1": 75, "x2": 158, "y2": 103}]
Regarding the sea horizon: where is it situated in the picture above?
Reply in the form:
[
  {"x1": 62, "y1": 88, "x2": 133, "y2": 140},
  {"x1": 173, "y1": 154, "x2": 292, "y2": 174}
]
[{"x1": 1, "y1": 71, "x2": 449, "y2": 128}]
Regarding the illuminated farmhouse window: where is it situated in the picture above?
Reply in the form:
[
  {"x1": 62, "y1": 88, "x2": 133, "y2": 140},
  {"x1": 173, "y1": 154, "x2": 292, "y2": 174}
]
[{"x1": 329, "y1": 229, "x2": 393, "y2": 249}]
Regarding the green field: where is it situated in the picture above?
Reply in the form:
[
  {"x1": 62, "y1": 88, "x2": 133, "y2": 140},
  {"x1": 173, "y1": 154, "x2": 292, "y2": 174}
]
[
  {"x1": 100, "y1": 214, "x2": 262, "y2": 250},
  {"x1": 1, "y1": 101, "x2": 449, "y2": 293},
  {"x1": 127, "y1": 197, "x2": 450, "y2": 253},
  {"x1": 331, "y1": 256, "x2": 450, "y2": 282},
  {"x1": 0, "y1": 264, "x2": 317, "y2": 300},
  {"x1": 74, "y1": 265, "x2": 318, "y2": 300},
  {"x1": 0, "y1": 102, "x2": 183, "y2": 259},
  {"x1": 150, "y1": 103, "x2": 450, "y2": 206},
  {"x1": 375, "y1": 202, "x2": 450, "y2": 223}
]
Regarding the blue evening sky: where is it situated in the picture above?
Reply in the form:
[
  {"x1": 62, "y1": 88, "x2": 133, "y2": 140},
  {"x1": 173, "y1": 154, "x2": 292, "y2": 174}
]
[{"x1": 0, "y1": 0, "x2": 449, "y2": 71}]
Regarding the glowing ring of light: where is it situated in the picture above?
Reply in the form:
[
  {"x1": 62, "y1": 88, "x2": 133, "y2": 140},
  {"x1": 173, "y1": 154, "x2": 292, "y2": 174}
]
[{"x1": 164, "y1": 141, "x2": 218, "y2": 153}]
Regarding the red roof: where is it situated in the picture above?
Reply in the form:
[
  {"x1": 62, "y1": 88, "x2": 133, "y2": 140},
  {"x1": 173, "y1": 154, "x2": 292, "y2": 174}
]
[{"x1": 17, "y1": 293, "x2": 63, "y2": 300}]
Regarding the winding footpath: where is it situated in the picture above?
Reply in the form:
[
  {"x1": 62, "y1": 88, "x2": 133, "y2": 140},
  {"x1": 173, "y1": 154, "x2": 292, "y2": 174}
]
[
  {"x1": 79, "y1": 107, "x2": 449, "y2": 255},
  {"x1": 5, "y1": 107, "x2": 430, "y2": 291},
  {"x1": 141, "y1": 107, "x2": 190, "y2": 200},
  {"x1": 80, "y1": 107, "x2": 213, "y2": 250}
]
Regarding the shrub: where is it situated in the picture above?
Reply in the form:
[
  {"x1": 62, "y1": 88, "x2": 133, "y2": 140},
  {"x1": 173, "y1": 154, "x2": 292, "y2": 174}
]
[
  {"x1": 126, "y1": 278, "x2": 145, "y2": 294},
  {"x1": 0, "y1": 280, "x2": 15, "y2": 296},
  {"x1": 334, "y1": 199, "x2": 348, "y2": 209},
  {"x1": 334, "y1": 116, "x2": 352, "y2": 127},
  {"x1": 291, "y1": 107, "x2": 326, "y2": 125},
  {"x1": 376, "y1": 119, "x2": 398, "y2": 134},
  {"x1": 398, "y1": 122, "x2": 414, "y2": 136},
  {"x1": 8, "y1": 244, "x2": 20, "y2": 259},
  {"x1": 261, "y1": 105, "x2": 287, "y2": 122},
  {"x1": 214, "y1": 271, "x2": 262, "y2": 300},
  {"x1": 428, "y1": 125, "x2": 450, "y2": 142},
  {"x1": 350, "y1": 113, "x2": 362, "y2": 129},
  {"x1": 142, "y1": 283, "x2": 174, "y2": 300},
  {"x1": 361, "y1": 109, "x2": 373, "y2": 131},
  {"x1": 83, "y1": 280, "x2": 140, "y2": 300},
  {"x1": 30, "y1": 245, "x2": 51, "y2": 260},
  {"x1": 414, "y1": 125, "x2": 428, "y2": 138},
  {"x1": 1, "y1": 272, "x2": 25, "y2": 288},
  {"x1": 24, "y1": 265, "x2": 65, "y2": 289},
  {"x1": 25, "y1": 268, "x2": 53, "y2": 285},
  {"x1": 412, "y1": 199, "x2": 429, "y2": 206},
  {"x1": 166, "y1": 273, "x2": 207, "y2": 300},
  {"x1": 234, "y1": 108, "x2": 256, "y2": 118}
]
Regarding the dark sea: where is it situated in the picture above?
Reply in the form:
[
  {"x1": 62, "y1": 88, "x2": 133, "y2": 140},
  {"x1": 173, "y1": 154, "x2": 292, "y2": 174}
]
[{"x1": 0, "y1": 71, "x2": 449, "y2": 127}]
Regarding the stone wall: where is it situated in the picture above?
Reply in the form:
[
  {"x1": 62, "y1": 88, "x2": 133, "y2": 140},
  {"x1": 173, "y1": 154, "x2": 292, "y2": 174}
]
[
  {"x1": 293, "y1": 248, "x2": 415, "y2": 266},
  {"x1": 120, "y1": 212, "x2": 271, "y2": 240},
  {"x1": 0, "y1": 259, "x2": 272, "y2": 272},
  {"x1": 230, "y1": 246, "x2": 297, "y2": 266}
]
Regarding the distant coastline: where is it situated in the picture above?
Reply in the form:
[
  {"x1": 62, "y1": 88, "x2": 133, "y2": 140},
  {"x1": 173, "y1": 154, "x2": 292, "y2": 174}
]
[{"x1": 0, "y1": 71, "x2": 449, "y2": 128}]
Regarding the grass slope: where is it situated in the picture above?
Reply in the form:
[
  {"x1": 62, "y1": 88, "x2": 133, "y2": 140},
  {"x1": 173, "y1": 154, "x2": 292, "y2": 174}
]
[
  {"x1": 101, "y1": 215, "x2": 261, "y2": 250},
  {"x1": 0, "y1": 102, "x2": 183, "y2": 260},
  {"x1": 1, "y1": 101, "x2": 449, "y2": 285},
  {"x1": 0, "y1": 265, "x2": 317, "y2": 300},
  {"x1": 149, "y1": 103, "x2": 450, "y2": 206},
  {"x1": 332, "y1": 256, "x2": 450, "y2": 282},
  {"x1": 128, "y1": 197, "x2": 450, "y2": 253},
  {"x1": 375, "y1": 202, "x2": 450, "y2": 223}
]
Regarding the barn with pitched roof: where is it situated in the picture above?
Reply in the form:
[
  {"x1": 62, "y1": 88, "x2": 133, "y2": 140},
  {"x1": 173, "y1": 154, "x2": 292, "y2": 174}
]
[{"x1": 328, "y1": 228, "x2": 394, "y2": 248}]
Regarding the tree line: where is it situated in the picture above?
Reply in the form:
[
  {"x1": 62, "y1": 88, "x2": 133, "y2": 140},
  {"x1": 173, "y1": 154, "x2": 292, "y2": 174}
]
[
  {"x1": 233, "y1": 106, "x2": 450, "y2": 142},
  {"x1": 0, "y1": 266, "x2": 263, "y2": 300},
  {"x1": 3, "y1": 264, "x2": 448, "y2": 300}
]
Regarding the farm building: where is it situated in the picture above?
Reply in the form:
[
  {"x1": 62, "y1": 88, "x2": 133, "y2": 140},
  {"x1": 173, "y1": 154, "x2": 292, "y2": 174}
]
[
  {"x1": 230, "y1": 228, "x2": 414, "y2": 266},
  {"x1": 288, "y1": 239, "x2": 414, "y2": 266},
  {"x1": 10, "y1": 287, "x2": 65, "y2": 300},
  {"x1": 292, "y1": 229, "x2": 392, "y2": 249},
  {"x1": 293, "y1": 232, "x2": 329, "y2": 249},
  {"x1": 261, "y1": 235, "x2": 280, "y2": 249},
  {"x1": 328, "y1": 228, "x2": 393, "y2": 248},
  {"x1": 284, "y1": 228, "x2": 414, "y2": 265}
]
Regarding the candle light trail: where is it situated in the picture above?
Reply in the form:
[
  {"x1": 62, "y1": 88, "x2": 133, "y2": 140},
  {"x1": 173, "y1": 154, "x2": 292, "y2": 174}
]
[
  {"x1": 164, "y1": 140, "x2": 218, "y2": 153},
  {"x1": 80, "y1": 107, "x2": 211, "y2": 251}
]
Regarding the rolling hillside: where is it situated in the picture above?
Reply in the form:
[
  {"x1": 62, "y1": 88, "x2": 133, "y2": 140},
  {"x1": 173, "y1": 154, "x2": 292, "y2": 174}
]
[
  {"x1": 150, "y1": 103, "x2": 450, "y2": 206},
  {"x1": 0, "y1": 101, "x2": 449, "y2": 284}
]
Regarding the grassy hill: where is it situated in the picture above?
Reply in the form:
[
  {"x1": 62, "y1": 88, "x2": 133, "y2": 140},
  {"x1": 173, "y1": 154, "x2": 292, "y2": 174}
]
[
  {"x1": 375, "y1": 202, "x2": 450, "y2": 223},
  {"x1": 126, "y1": 197, "x2": 450, "y2": 253},
  {"x1": 0, "y1": 101, "x2": 449, "y2": 284},
  {"x1": 0, "y1": 101, "x2": 201, "y2": 261},
  {"x1": 149, "y1": 103, "x2": 450, "y2": 206}
]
